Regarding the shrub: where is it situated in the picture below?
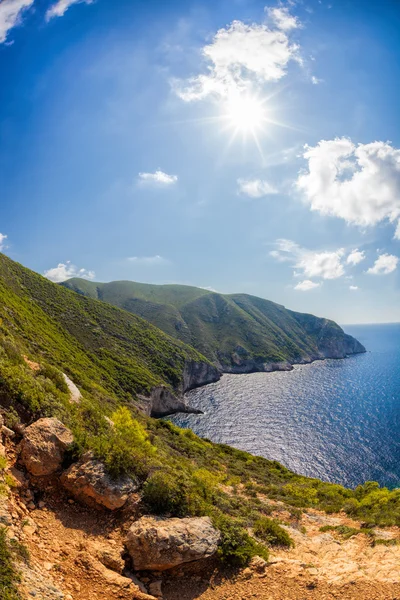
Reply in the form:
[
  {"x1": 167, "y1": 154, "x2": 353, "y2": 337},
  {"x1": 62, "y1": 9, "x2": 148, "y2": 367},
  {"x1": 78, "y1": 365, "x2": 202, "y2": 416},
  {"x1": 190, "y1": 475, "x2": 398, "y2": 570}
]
[
  {"x1": 253, "y1": 517, "x2": 293, "y2": 548},
  {"x1": 38, "y1": 364, "x2": 69, "y2": 394},
  {"x1": 0, "y1": 527, "x2": 21, "y2": 600},
  {"x1": 213, "y1": 514, "x2": 269, "y2": 567},
  {"x1": 94, "y1": 407, "x2": 156, "y2": 478},
  {"x1": 142, "y1": 471, "x2": 198, "y2": 517}
]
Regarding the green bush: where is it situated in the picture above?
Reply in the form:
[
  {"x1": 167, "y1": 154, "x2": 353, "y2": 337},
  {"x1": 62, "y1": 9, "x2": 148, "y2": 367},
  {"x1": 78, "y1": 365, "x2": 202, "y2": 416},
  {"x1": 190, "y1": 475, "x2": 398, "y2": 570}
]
[
  {"x1": 0, "y1": 527, "x2": 21, "y2": 600},
  {"x1": 93, "y1": 407, "x2": 156, "y2": 479},
  {"x1": 142, "y1": 471, "x2": 200, "y2": 517},
  {"x1": 213, "y1": 514, "x2": 269, "y2": 567},
  {"x1": 38, "y1": 364, "x2": 69, "y2": 394},
  {"x1": 253, "y1": 517, "x2": 293, "y2": 548}
]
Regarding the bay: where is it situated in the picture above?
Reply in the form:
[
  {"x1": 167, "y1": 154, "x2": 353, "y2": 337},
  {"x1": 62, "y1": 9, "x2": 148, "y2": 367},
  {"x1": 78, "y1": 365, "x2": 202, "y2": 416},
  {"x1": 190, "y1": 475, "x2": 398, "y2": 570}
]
[{"x1": 171, "y1": 324, "x2": 400, "y2": 489}]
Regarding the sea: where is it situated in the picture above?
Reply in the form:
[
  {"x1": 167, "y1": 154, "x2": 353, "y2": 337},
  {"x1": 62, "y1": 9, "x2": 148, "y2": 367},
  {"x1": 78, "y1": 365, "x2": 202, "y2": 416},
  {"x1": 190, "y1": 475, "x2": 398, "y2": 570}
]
[{"x1": 171, "y1": 324, "x2": 400, "y2": 489}]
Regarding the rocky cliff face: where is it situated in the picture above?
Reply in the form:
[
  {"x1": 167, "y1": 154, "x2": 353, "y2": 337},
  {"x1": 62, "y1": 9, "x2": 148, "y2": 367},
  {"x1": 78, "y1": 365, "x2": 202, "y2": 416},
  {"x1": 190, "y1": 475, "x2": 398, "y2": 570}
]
[
  {"x1": 216, "y1": 318, "x2": 365, "y2": 375},
  {"x1": 139, "y1": 361, "x2": 220, "y2": 418},
  {"x1": 290, "y1": 312, "x2": 366, "y2": 359},
  {"x1": 182, "y1": 360, "x2": 221, "y2": 392}
]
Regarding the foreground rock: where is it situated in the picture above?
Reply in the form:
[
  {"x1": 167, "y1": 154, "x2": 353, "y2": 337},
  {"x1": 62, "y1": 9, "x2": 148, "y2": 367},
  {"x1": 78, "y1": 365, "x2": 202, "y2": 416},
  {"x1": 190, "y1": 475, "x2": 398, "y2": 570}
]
[
  {"x1": 20, "y1": 418, "x2": 74, "y2": 476},
  {"x1": 126, "y1": 516, "x2": 220, "y2": 571},
  {"x1": 61, "y1": 454, "x2": 138, "y2": 510}
]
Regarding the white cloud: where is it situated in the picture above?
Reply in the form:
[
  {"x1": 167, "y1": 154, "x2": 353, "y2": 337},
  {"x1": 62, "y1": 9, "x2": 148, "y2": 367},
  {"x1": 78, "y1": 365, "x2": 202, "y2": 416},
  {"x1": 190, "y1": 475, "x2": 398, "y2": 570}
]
[
  {"x1": 297, "y1": 138, "x2": 400, "y2": 238},
  {"x1": 0, "y1": 233, "x2": 8, "y2": 251},
  {"x1": 294, "y1": 280, "x2": 320, "y2": 291},
  {"x1": 349, "y1": 285, "x2": 359, "y2": 291},
  {"x1": 127, "y1": 255, "x2": 170, "y2": 265},
  {"x1": 138, "y1": 170, "x2": 178, "y2": 186},
  {"x1": 367, "y1": 253, "x2": 398, "y2": 275},
  {"x1": 267, "y1": 6, "x2": 301, "y2": 31},
  {"x1": 0, "y1": 0, "x2": 34, "y2": 44},
  {"x1": 346, "y1": 249, "x2": 365, "y2": 266},
  {"x1": 44, "y1": 261, "x2": 95, "y2": 283},
  {"x1": 174, "y1": 14, "x2": 301, "y2": 102},
  {"x1": 46, "y1": 0, "x2": 93, "y2": 21},
  {"x1": 271, "y1": 239, "x2": 346, "y2": 280},
  {"x1": 237, "y1": 178, "x2": 278, "y2": 198}
]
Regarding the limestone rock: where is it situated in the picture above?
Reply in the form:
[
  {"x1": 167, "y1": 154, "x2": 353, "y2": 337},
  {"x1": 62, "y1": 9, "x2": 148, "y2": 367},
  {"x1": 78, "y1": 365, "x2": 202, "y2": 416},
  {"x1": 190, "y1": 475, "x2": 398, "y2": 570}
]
[
  {"x1": 126, "y1": 516, "x2": 220, "y2": 571},
  {"x1": 250, "y1": 555, "x2": 268, "y2": 573},
  {"x1": 88, "y1": 541, "x2": 125, "y2": 573},
  {"x1": 61, "y1": 454, "x2": 138, "y2": 510},
  {"x1": 20, "y1": 418, "x2": 74, "y2": 476}
]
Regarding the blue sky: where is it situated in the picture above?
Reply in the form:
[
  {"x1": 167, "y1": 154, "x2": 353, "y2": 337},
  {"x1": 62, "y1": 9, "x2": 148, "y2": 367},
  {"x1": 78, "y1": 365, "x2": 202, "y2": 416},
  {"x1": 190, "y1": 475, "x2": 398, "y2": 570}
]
[{"x1": 1, "y1": 0, "x2": 400, "y2": 323}]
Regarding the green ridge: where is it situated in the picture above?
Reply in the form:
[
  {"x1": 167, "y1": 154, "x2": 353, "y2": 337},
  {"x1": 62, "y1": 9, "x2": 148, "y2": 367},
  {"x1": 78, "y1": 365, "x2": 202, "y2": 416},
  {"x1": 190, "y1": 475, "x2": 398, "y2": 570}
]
[{"x1": 62, "y1": 278, "x2": 365, "y2": 370}]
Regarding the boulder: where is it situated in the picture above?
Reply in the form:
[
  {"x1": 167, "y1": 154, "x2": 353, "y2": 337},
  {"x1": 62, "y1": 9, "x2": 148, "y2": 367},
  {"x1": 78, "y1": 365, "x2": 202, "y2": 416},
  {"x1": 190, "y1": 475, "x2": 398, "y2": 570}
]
[
  {"x1": 126, "y1": 516, "x2": 220, "y2": 571},
  {"x1": 20, "y1": 418, "x2": 74, "y2": 476},
  {"x1": 61, "y1": 454, "x2": 138, "y2": 510}
]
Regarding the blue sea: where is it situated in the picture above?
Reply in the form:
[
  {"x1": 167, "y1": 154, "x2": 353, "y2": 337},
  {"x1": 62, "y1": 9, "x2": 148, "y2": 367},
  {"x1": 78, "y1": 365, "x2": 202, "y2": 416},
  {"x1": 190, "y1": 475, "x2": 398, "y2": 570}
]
[{"x1": 171, "y1": 324, "x2": 400, "y2": 489}]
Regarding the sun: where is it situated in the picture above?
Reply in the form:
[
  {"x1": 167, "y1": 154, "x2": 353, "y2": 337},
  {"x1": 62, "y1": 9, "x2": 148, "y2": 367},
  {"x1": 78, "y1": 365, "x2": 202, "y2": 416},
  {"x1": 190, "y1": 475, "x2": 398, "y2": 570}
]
[{"x1": 224, "y1": 94, "x2": 267, "y2": 134}]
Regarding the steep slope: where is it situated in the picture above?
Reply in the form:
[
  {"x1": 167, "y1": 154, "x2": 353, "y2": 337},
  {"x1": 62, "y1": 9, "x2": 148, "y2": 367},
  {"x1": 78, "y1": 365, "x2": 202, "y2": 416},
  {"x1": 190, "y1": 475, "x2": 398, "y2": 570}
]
[
  {"x1": 0, "y1": 254, "x2": 219, "y2": 417},
  {"x1": 62, "y1": 279, "x2": 366, "y2": 372}
]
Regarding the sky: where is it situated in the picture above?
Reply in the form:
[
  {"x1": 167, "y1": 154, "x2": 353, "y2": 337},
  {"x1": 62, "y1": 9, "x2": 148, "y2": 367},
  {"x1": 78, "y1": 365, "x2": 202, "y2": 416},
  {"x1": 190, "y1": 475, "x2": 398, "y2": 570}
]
[{"x1": 1, "y1": 0, "x2": 400, "y2": 324}]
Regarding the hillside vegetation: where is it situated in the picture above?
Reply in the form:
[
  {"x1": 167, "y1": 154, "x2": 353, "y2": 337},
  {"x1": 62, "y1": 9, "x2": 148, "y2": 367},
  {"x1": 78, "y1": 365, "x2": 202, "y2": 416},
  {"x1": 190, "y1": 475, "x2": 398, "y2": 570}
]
[
  {"x1": 0, "y1": 253, "x2": 398, "y2": 588},
  {"x1": 61, "y1": 279, "x2": 365, "y2": 371}
]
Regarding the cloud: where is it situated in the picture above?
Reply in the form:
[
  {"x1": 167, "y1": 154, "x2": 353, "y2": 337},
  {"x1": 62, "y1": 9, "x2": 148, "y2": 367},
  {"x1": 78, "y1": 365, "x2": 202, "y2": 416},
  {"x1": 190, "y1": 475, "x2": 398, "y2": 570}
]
[
  {"x1": 44, "y1": 261, "x2": 95, "y2": 283},
  {"x1": 349, "y1": 285, "x2": 359, "y2": 291},
  {"x1": 271, "y1": 239, "x2": 346, "y2": 280},
  {"x1": 346, "y1": 249, "x2": 365, "y2": 266},
  {"x1": 0, "y1": 233, "x2": 8, "y2": 251},
  {"x1": 0, "y1": 0, "x2": 34, "y2": 44},
  {"x1": 297, "y1": 138, "x2": 400, "y2": 238},
  {"x1": 127, "y1": 255, "x2": 170, "y2": 265},
  {"x1": 294, "y1": 280, "x2": 321, "y2": 291},
  {"x1": 266, "y1": 6, "x2": 301, "y2": 31},
  {"x1": 138, "y1": 170, "x2": 178, "y2": 186},
  {"x1": 237, "y1": 178, "x2": 278, "y2": 198},
  {"x1": 174, "y1": 12, "x2": 301, "y2": 102},
  {"x1": 367, "y1": 253, "x2": 398, "y2": 275},
  {"x1": 46, "y1": 0, "x2": 94, "y2": 21}
]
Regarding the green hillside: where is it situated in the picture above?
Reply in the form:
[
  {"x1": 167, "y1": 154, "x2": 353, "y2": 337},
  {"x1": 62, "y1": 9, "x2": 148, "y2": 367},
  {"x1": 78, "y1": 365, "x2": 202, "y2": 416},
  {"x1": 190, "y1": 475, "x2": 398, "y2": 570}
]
[
  {"x1": 62, "y1": 278, "x2": 365, "y2": 371},
  {"x1": 0, "y1": 252, "x2": 398, "y2": 575},
  {"x1": 0, "y1": 253, "x2": 218, "y2": 418}
]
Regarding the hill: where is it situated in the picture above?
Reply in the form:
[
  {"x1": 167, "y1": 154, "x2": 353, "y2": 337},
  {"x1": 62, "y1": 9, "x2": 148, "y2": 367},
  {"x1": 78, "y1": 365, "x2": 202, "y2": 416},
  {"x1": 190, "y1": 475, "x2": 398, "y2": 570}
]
[
  {"x1": 0, "y1": 253, "x2": 219, "y2": 418},
  {"x1": 61, "y1": 279, "x2": 366, "y2": 371}
]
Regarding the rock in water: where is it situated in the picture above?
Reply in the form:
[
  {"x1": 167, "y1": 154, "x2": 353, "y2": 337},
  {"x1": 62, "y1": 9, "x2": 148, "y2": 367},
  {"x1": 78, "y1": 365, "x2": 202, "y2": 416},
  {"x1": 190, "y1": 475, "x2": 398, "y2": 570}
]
[
  {"x1": 61, "y1": 454, "x2": 138, "y2": 510},
  {"x1": 126, "y1": 516, "x2": 220, "y2": 571},
  {"x1": 20, "y1": 418, "x2": 74, "y2": 476}
]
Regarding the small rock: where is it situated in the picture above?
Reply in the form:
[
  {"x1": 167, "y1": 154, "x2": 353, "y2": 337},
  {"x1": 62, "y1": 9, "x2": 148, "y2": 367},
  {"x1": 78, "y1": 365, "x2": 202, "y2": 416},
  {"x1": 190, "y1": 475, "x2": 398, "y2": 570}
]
[
  {"x1": 38, "y1": 501, "x2": 46, "y2": 509},
  {"x1": 10, "y1": 467, "x2": 28, "y2": 488},
  {"x1": 242, "y1": 567, "x2": 253, "y2": 580},
  {"x1": 250, "y1": 555, "x2": 268, "y2": 573},
  {"x1": 149, "y1": 580, "x2": 163, "y2": 598},
  {"x1": 20, "y1": 418, "x2": 74, "y2": 476},
  {"x1": 61, "y1": 454, "x2": 138, "y2": 510}
]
